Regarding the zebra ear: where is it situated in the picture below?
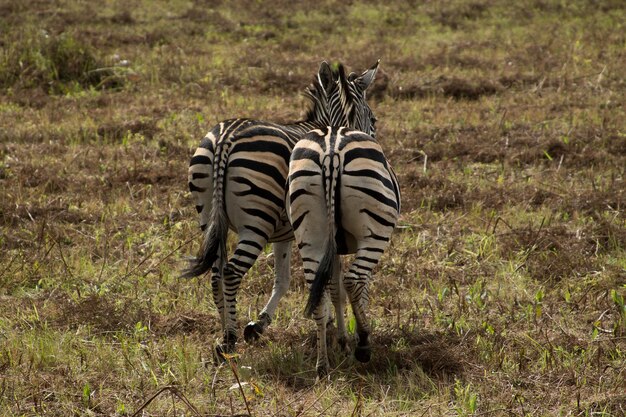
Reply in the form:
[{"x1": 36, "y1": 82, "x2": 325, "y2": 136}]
[
  {"x1": 354, "y1": 59, "x2": 380, "y2": 91},
  {"x1": 317, "y1": 61, "x2": 334, "y2": 93}
]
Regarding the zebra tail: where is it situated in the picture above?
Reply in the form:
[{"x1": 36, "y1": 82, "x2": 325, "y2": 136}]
[
  {"x1": 180, "y1": 210, "x2": 227, "y2": 278},
  {"x1": 304, "y1": 237, "x2": 336, "y2": 318},
  {"x1": 181, "y1": 140, "x2": 229, "y2": 279},
  {"x1": 305, "y1": 150, "x2": 340, "y2": 318}
]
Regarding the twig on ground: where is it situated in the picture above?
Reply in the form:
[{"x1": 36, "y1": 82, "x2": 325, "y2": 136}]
[
  {"x1": 224, "y1": 354, "x2": 254, "y2": 417},
  {"x1": 350, "y1": 386, "x2": 363, "y2": 417},
  {"x1": 295, "y1": 385, "x2": 331, "y2": 417},
  {"x1": 130, "y1": 385, "x2": 201, "y2": 417},
  {"x1": 271, "y1": 383, "x2": 317, "y2": 417},
  {"x1": 54, "y1": 236, "x2": 74, "y2": 280},
  {"x1": 130, "y1": 384, "x2": 252, "y2": 417},
  {"x1": 120, "y1": 229, "x2": 200, "y2": 281}
]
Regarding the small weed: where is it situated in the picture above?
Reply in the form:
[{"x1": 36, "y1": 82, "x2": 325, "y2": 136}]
[
  {"x1": 610, "y1": 289, "x2": 626, "y2": 335},
  {"x1": 453, "y1": 379, "x2": 479, "y2": 415},
  {"x1": 82, "y1": 382, "x2": 92, "y2": 409}
]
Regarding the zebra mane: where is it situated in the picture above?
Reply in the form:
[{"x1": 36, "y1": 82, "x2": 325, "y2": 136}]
[
  {"x1": 333, "y1": 63, "x2": 353, "y2": 127},
  {"x1": 303, "y1": 75, "x2": 330, "y2": 125},
  {"x1": 302, "y1": 60, "x2": 379, "y2": 135}
]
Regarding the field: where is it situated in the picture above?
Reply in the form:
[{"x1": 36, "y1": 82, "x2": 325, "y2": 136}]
[{"x1": 1, "y1": 0, "x2": 625, "y2": 415}]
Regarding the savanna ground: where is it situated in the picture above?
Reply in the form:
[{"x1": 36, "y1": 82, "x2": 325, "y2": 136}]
[{"x1": 1, "y1": 0, "x2": 625, "y2": 415}]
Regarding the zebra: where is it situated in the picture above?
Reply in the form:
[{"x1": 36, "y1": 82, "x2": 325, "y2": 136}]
[
  {"x1": 183, "y1": 61, "x2": 380, "y2": 355},
  {"x1": 287, "y1": 63, "x2": 400, "y2": 377}
]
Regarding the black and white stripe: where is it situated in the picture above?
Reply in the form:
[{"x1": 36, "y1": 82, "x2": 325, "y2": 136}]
[
  {"x1": 287, "y1": 65, "x2": 400, "y2": 377},
  {"x1": 183, "y1": 61, "x2": 380, "y2": 354}
]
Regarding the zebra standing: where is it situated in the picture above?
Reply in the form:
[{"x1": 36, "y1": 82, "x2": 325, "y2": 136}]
[
  {"x1": 183, "y1": 61, "x2": 380, "y2": 355},
  {"x1": 287, "y1": 64, "x2": 400, "y2": 377}
]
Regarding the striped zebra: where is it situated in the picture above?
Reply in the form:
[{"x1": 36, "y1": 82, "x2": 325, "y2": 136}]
[
  {"x1": 287, "y1": 64, "x2": 400, "y2": 377},
  {"x1": 183, "y1": 61, "x2": 380, "y2": 355}
]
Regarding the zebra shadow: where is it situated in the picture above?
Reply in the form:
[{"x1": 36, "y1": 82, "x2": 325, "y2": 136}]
[
  {"x1": 253, "y1": 326, "x2": 464, "y2": 390},
  {"x1": 363, "y1": 327, "x2": 465, "y2": 379}
]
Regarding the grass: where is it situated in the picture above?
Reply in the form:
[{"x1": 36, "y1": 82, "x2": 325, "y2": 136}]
[{"x1": 1, "y1": 0, "x2": 625, "y2": 415}]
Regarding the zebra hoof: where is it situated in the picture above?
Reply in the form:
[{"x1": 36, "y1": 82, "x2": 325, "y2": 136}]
[
  {"x1": 354, "y1": 345, "x2": 371, "y2": 363},
  {"x1": 214, "y1": 344, "x2": 231, "y2": 362},
  {"x1": 243, "y1": 321, "x2": 264, "y2": 343},
  {"x1": 215, "y1": 332, "x2": 238, "y2": 361},
  {"x1": 216, "y1": 341, "x2": 236, "y2": 355}
]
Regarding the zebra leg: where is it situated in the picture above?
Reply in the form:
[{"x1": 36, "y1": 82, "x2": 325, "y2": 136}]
[
  {"x1": 244, "y1": 240, "x2": 292, "y2": 342},
  {"x1": 343, "y1": 270, "x2": 371, "y2": 363},
  {"x1": 343, "y1": 245, "x2": 385, "y2": 363},
  {"x1": 313, "y1": 292, "x2": 331, "y2": 378},
  {"x1": 329, "y1": 255, "x2": 349, "y2": 351},
  {"x1": 212, "y1": 260, "x2": 233, "y2": 360},
  {"x1": 211, "y1": 266, "x2": 226, "y2": 331},
  {"x1": 219, "y1": 234, "x2": 267, "y2": 353},
  {"x1": 218, "y1": 262, "x2": 245, "y2": 354}
]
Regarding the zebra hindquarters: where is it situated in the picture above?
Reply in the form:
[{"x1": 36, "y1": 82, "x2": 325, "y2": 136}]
[
  {"x1": 288, "y1": 141, "x2": 336, "y2": 377},
  {"x1": 188, "y1": 120, "x2": 298, "y2": 354},
  {"x1": 213, "y1": 132, "x2": 293, "y2": 349},
  {"x1": 338, "y1": 134, "x2": 400, "y2": 363}
]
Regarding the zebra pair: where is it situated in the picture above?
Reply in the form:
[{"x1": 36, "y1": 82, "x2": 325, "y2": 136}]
[
  {"x1": 183, "y1": 61, "x2": 376, "y2": 350},
  {"x1": 184, "y1": 61, "x2": 400, "y2": 377}
]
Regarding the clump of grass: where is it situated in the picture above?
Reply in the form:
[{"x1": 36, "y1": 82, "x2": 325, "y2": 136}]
[{"x1": 0, "y1": 27, "x2": 123, "y2": 93}]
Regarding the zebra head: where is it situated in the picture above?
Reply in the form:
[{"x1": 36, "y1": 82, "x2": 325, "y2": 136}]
[
  {"x1": 303, "y1": 71, "x2": 330, "y2": 126},
  {"x1": 317, "y1": 60, "x2": 379, "y2": 138}
]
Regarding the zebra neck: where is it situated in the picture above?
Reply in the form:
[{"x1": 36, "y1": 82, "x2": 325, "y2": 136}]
[{"x1": 282, "y1": 121, "x2": 324, "y2": 144}]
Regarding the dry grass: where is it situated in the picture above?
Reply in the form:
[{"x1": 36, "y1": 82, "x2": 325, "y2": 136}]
[{"x1": 1, "y1": 0, "x2": 625, "y2": 416}]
